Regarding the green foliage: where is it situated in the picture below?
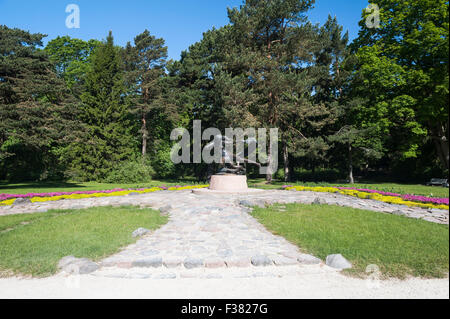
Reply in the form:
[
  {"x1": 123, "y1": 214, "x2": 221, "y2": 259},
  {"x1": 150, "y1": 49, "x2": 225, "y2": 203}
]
[
  {"x1": 104, "y1": 159, "x2": 155, "y2": 183},
  {"x1": 44, "y1": 36, "x2": 100, "y2": 96},
  {"x1": 64, "y1": 31, "x2": 138, "y2": 181},
  {"x1": 351, "y1": 0, "x2": 449, "y2": 170},
  {"x1": 151, "y1": 143, "x2": 176, "y2": 179},
  {"x1": 225, "y1": 0, "x2": 320, "y2": 182},
  {"x1": 1, "y1": 0, "x2": 448, "y2": 184},
  {"x1": 122, "y1": 30, "x2": 170, "y2": 157},
  {"x1": 292, "y1": 168, "x2": 344, "y2": 182},
  {"x1": 0, "y1": 26, "x2": 82, "y2": 181}
]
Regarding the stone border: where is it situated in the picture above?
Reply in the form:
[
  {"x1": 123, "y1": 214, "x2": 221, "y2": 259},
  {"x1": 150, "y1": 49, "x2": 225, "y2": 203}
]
[{"x1": 100, "y1": 253, "x2": 322, "y2": 270}]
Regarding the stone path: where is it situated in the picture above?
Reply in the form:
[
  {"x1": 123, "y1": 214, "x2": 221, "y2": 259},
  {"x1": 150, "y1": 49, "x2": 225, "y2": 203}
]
[
  {"x1": 97, "y1": 191, "x2": 321, "y2": 279},
  {"x1": 1, "y1": 188, "x2": 448, "y2": 279}
]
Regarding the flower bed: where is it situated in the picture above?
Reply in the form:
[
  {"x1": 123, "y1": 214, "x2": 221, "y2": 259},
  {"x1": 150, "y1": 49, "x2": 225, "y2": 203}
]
[
  {"x1": 0, "y1": 185, "x2": 209, "y2": 206},
  {"x1": 283, "y1": 185, "x2": 449, "y2": 210},
  {"x1": 337, "y1": 187, "x2": 449, "y2": 206}
]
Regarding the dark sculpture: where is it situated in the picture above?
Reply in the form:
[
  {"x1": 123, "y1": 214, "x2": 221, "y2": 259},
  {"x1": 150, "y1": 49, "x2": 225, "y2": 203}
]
[{"x1": 204, "y1": 135, "x2": 260, "y2": 175}]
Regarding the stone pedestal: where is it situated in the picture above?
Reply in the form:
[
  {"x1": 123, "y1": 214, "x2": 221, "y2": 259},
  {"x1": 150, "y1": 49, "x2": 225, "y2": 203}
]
[
  {"x1": 192, "y1": 174, "x2": 264, "y2": 195},
  {"x1": 209, "y1": 174, "x2": 248, "y2": 191}
]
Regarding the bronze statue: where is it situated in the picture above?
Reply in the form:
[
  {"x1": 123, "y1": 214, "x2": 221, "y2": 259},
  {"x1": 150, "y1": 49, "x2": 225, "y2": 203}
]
[{"x1": 204, "y1": 135, "x2": 261, "y2": 176}]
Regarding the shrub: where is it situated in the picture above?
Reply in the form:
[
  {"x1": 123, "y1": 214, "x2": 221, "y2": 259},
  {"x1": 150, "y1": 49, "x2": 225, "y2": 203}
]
[
  {"x1": 151, "y1": 145, "x2": 176, "y2": 179},
  {"x1": 274, "y1": 167, "x2": 285, "y2": 180},
  {"x1": 104, "y1": 160, "x2": 155, "y2": 183},
  {"x1": 292, "y1": 168, "x2": 344, "y2": 182}
]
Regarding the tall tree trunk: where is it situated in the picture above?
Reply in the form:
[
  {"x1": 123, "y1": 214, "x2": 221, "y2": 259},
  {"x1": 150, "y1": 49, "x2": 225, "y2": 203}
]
[
  {"x1": 433, "y1": 138, "x2": 449, "y2": 170},
  {"x1": 265, "y1": 31, "x2": 274, "y2": 184},
  {"x1": 283, "y1": 142, "x2": 290, "y2": 182},
  {"x1": 348, "y1": 143, "x2": 354, "y2": 184},
  {"x1": 141, "y1": 115, "x2": 147, "y2": 157},
  {"x1": 141, "y1": 86, "x2": 150, "y2": 158},
  {"x1": 432, "y1": 123, "x2": 449, "y2": 170},
  {"x1": 336, "y1": 61, "x2": 343, "y2": 97}
]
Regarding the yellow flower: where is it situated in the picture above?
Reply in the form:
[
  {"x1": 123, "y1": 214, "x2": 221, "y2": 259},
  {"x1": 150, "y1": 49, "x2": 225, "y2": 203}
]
[
  {"x1": 0, "y1": 198, "x2": 16, "y2": 206},
  {"x1": 286, "y1": 186, "x2": 449, "y2": 210}
]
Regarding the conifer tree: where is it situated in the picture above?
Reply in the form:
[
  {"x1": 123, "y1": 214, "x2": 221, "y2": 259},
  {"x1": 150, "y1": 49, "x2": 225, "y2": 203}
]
[
  {"x1": 122, "y1": 30, "x2": 168, "y2": 157},
  {"x1": 0, "y1": 26, "x2": 81, "y2": 180},
  {"x1": 65, "y1": 31, "x2": 137, "y2": 180},
  {"x1": 223, "y1": 0, "x2": 328, "y2": 182}
]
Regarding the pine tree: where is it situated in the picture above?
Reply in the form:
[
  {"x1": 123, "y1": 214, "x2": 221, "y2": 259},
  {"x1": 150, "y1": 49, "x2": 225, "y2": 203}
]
[
  {"x1": 122, "y1": 30, "x2": 168, "y2": 157},
  {"x1": 223, "y1": 0, "x2": 325, "y2": 183}
]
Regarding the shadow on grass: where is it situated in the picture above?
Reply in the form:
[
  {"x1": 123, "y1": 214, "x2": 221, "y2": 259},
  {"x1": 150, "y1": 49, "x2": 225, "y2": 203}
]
[
  {"x1": 0, "y1": 178, "x2": 205, "y2": 194},
  {"x1": 0, "y1": 181, "x2": 84, "y2": 191}
]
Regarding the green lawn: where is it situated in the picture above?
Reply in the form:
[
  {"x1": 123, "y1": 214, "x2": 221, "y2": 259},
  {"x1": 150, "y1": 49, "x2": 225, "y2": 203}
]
[
  {"x1": 251, "y1": 203, "x2": 449, "y2": 279},
  {"x1": 0, "y1": 179, "x2": 200, "y2": 195},
  {"x1": 0, "y1": 206, "x2": 168, "y2": 277},
  {"x1": 2, "y1": 179, "x2": 448, "y2": 198},
  {"x1": 248, "y1": 179, "x2": 449, "y2": 198}
]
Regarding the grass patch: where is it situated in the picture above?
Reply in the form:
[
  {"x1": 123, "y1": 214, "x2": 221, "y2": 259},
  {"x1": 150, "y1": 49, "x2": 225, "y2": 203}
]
[
  {"x1": 0, "y1": 206, "x2": 168, "y2": 277},
  {"x1": 251, "y1": 203, "x2": 449, "y2": 279},
  {"x1": 0, "y1": 213, "x2": 52, "y2": 232}
]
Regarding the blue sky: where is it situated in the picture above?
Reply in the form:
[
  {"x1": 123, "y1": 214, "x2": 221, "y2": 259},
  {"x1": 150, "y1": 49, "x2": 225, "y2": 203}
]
[{"x1": 0, "y1": 0, "x2": 369, "y2": 60}]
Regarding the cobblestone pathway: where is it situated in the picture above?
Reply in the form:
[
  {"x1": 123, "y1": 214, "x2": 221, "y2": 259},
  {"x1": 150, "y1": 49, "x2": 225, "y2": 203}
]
[
  {"x1": 1, "y1": 189, "x2": 447, "y2": 279},
  {"x1": 97, "y1": 191, "x2": 317, "y2": 279}
]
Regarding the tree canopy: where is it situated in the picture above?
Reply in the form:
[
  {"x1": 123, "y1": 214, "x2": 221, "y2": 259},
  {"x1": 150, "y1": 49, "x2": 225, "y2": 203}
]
[{"x1": 0, "y1": 0, "x2": 448, "y2": 183}]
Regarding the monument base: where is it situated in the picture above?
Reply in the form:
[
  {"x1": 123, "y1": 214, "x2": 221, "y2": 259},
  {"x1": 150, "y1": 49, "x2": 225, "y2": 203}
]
[
  {"x1": 210, "y1": 174, "x2": 248, "y2": 191},
  {"x1": 192, "y1": 174, "x2": 264, "y2": 195}
]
